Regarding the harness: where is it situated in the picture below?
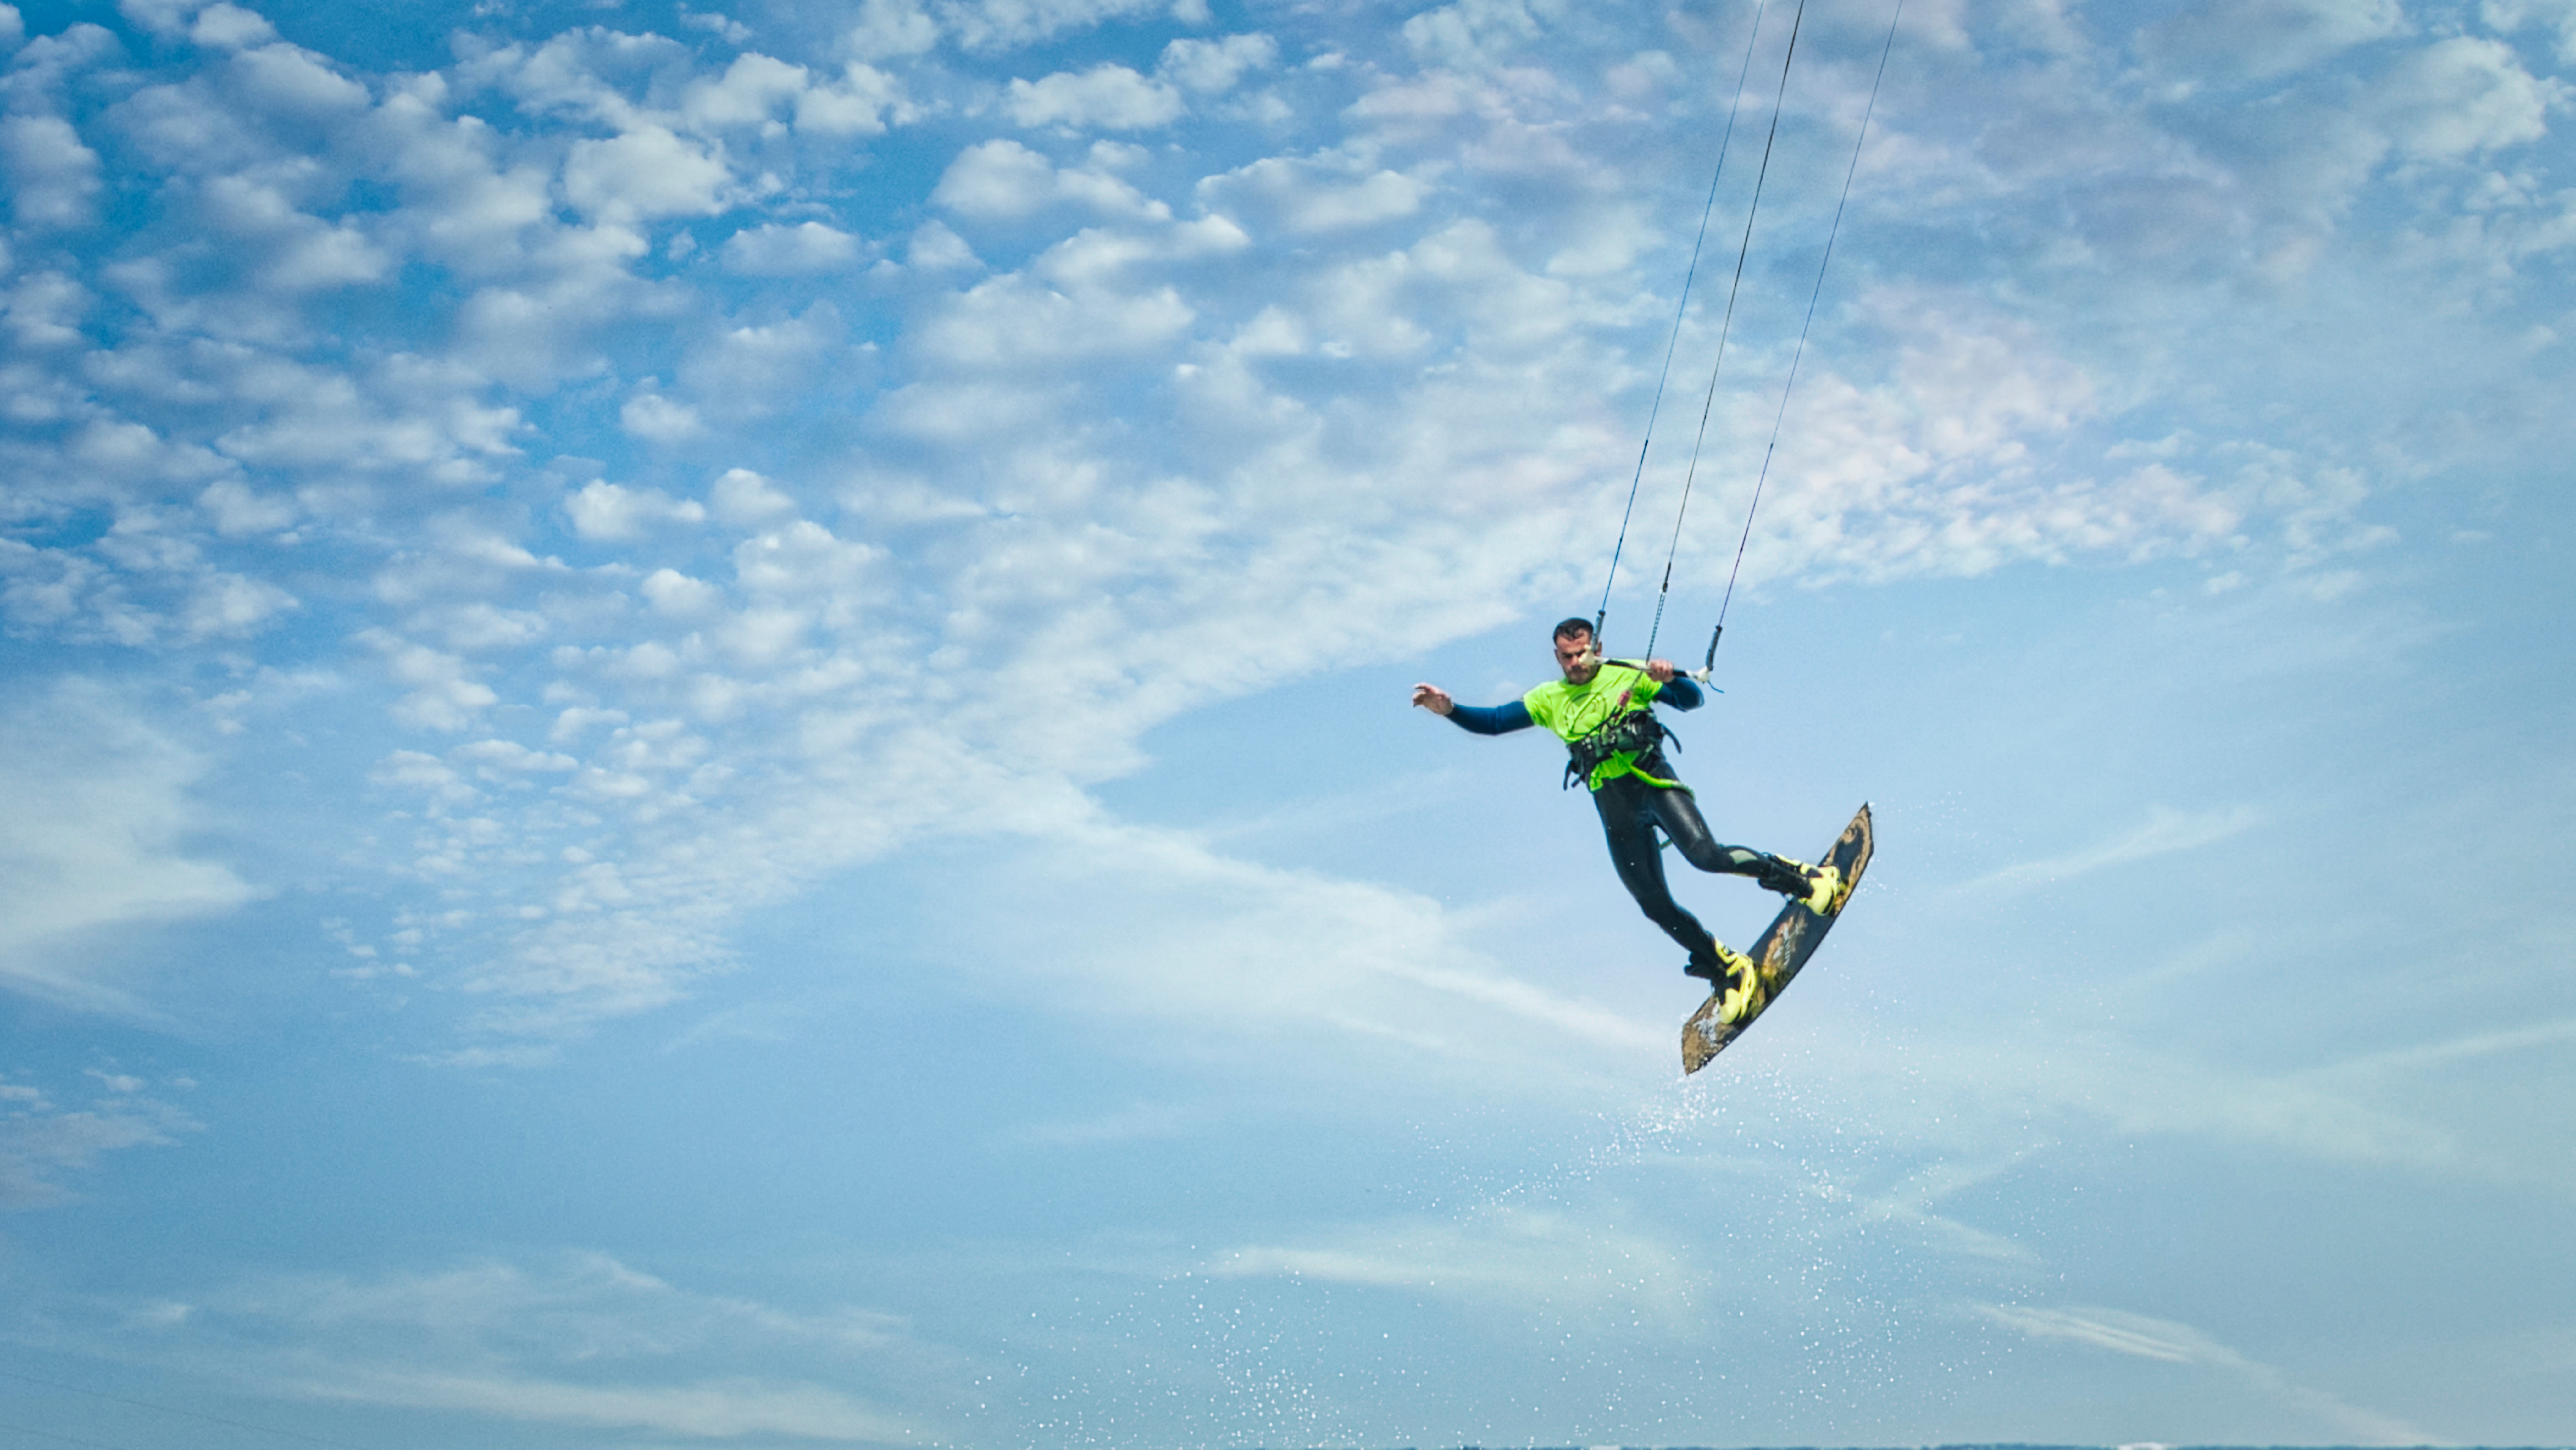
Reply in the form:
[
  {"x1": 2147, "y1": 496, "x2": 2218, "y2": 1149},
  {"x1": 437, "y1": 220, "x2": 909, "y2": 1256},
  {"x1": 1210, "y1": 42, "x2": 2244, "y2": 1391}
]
[{"x1": 1563, "y1": 707, "x2": 1681, "y2": 790}]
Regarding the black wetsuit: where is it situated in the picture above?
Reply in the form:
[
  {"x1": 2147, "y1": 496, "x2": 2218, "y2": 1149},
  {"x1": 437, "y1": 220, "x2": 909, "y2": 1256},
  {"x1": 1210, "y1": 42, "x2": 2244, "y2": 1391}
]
[{"x1": 1446, "y1": 682, "x2": 1801, "y2": 971}]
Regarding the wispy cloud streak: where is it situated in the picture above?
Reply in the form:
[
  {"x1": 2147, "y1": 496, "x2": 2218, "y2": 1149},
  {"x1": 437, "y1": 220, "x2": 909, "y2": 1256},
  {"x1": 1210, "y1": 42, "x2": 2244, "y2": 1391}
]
[
  {"x1": 1965, "y1": 804, "x2": 2265, "y2": 892},
  {"x1": 1979, "y1": 1302, "x2": 2437, "y2": 1444}
]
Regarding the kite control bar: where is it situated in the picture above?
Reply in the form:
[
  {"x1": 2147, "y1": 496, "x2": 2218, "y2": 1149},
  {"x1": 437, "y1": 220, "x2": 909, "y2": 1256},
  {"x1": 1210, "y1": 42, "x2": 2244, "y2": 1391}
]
[{"x1": 1597, "y1": 630, "x2": 1726, "y2": 691}]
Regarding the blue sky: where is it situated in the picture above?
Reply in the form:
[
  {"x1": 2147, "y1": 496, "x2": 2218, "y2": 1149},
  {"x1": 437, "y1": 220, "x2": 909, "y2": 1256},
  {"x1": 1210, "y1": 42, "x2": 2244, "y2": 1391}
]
[{"x1": 0, "y1": 0, "x2": 2571, "y2": 1445}]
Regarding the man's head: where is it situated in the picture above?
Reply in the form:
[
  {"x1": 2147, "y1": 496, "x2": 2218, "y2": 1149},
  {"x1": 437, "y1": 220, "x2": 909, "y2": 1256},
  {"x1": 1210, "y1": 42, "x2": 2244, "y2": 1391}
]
[{"x1": 1551, "y1": 616, "x2": 1601, "y2": 684}]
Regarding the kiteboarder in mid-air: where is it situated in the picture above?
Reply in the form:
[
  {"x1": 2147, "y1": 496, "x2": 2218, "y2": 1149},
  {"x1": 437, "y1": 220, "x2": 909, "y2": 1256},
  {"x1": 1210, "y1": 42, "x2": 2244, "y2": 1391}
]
[
  {"x1": 1411, "y1": 616, "x2": 1838, "y2": 1002},
  {"x1": 1408, "y1": 0, "x2": 1893, "y2": 1067}
]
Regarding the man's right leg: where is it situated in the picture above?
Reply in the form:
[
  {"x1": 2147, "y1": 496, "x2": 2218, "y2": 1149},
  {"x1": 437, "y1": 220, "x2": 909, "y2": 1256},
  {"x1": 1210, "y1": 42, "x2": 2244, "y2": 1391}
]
[{"x1": 1594, "y1": 776, "x2": 1743, "y2": 980}]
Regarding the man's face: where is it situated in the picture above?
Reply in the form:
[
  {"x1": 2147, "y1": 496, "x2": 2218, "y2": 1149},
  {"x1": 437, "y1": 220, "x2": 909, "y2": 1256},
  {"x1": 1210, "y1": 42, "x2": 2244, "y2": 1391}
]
[{"x1": 1553, "y1": 631, "x2": 1600, "y2": 684}]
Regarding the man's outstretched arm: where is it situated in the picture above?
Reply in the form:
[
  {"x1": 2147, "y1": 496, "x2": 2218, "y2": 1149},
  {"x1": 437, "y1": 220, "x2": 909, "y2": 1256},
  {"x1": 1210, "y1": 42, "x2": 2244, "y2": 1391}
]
[{"x1": 1410, "y1": 683, "x2": 1533, "y2": 736}]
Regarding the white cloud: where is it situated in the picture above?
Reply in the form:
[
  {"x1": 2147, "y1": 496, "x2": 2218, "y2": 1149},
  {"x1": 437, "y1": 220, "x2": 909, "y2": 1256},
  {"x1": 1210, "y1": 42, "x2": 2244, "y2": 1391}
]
[
  {"x1": 1980, "y1": 1302, "x2": 2214, "y2": 1362},
  {"x1": 2371, "y1": 36, "x2": 2561, "y2": 159},
  {"x1": 1005, "y1": 63, "x2": 1184, "y2": 130},
  {"x1": 928, "y1": 136, "x2": 1055, "y2": 216},
  {"x1": 679, "y1": 7, "x2": 751, "y2": 44},
  {"x1": 677, "y1": 51, "x2": 807, "y2": 130},
  {"x1": 1202, "y1": 155, "x2": 1429, "y2": 233},
  {"x1": 1400, "y1": 0, "x2": 1565, "y2": 71},
  {"x1": 906, "y1": 218, "x2": 980, "y2": 270},
  {"x1": 1213, "y1": 1204, "x2": 1703, "y2": 1322},
  {"x1": 1667, "y1": 292, "x2": 2265, "y2": 587},
  {"x1": 707, "y1": 467, "x2": 798, "y2": 529},
  {"x1": 197, "y1": 479, "x2": 298, "y2": 536},
  {"x1": 561, "y1": 125, "x2": 732, "y2": 223},
  {"x1": 728, "y1": 521, "x2": 884, "y2": 621},
  {"x1": 913, "y1": 273, "x2": 1193, "y2": 368},
  {"x1": 3, "y1": 269, "x2": 92, "y2": 349},
  {"x1": 192, "y1": 174, "x2": 394, "y2": 289},
  {"x1": 108, "y1": 76, "x2": 261, "y2": 174},
  {"x1": 0, "y1": 681, "x2": 261, "y2": 1011},
  {"x1": 1302, "y1": 251, "x2": 1434, "y2": 358},
  {"x1": 458, "y1": 28, "x2": 690, "y2": 131},
  {"x1": 0, "y1": 113, "x2": 102, "y2": 229},
  {"x1": 447, "y1": 231, "x2": 660, "y2": 388},
  {"x1": 191, "y1": 2, "x2": 275, "y2": 47},
  {"x1": 2134, "y1": 0, "x2": 2404, "y2": 88},
  {"x1": 934, "y1": 0, "x2": 1169, "y2": 54},
  {"x1": 844, "y1": 0, "x2": 940, "y2": 60},
  {"x1": 1966, "y1": 805, "x2": 2265, "y2": 892},
  {"x1": 0, "y1": 1081, "x2": 197, "y2": 1207},
  {"x1": 451, "y1": 738, "x2": 578, "y2": 780},
  {"x1": 720, "y1": 220, "x2": 865, "y2": 274},
  {"x1": 795, "y1": 61, "x2": 909, "y2": 136},
  {"x1": 1024, "y1": 213, "x2": 1248, "y2": 289},
  {"x1": 262, "y1": 220, "x2": 392, "y2": 290},
  {"x1": 1158, "y1": 32, "x2": 1277, "y2": 93},
  {"x1": 115, "y1": 0, "x2": 204, "y2": 39},
  {"x1": 1979, "y1": 1303, "x2": 2435, "y2": 1442},
  {"x1": 1543, "y1": 201, "x2": 1655, "y2": 277},
  {"x1": 2484, "y1": 0, "x2": 2576, "y2": 59},
  {"x1": 105, "y1": 1254, "x2": 934, "y2": 1442},
  {"x1": 913, "y1": 812, "x2": 1663, "y2": 1079},
  {"x1": 364, "y1": 631, "x2": 500, "y2": 732},
  {"x1": 619, "y1": 389, "x2": 705, "y2": 442},
  {"x1": 639, "y1": 567, "x2": 724, "y2": 617},
  {"x1": 180, "y1": 571, "x2": 297, "y2": 638},
  {"x1": 1802, "y1": 1015, "x2": 2505, "y2": 1186},
  {"x1": 563, "y1": 480, "x2": 708, "y2": 541},
  {"x1": 931, "y1": 137, "x2": 1169, "y2": 220},
  {"x1": 206, "y1": 359, "x2": 523, "y2": 488},
  {"x1": 228, "y1": 40, "x2": 369, "y2": 113},
  {"x1": 304, "y1": 1369, "x2": 909, "y2": 1440},
  {"x1": 677, "y1": 305, "x2": 849, "y2": 418},
  {"x1": 368, "y1": 93, "x2": 554, "y2": 273},
  {"x1": 423, "y1": 602, "x2": 547, "y2": 653},
  {"x1": 1226, "y1": 304, "x2": 1306, "y2": 355}
]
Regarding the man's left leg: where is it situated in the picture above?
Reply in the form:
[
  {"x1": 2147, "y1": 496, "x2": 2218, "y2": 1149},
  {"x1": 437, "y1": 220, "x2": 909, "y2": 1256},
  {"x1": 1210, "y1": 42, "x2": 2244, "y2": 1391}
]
[{"x1": 1595, "y1": 777, "x2": 1725, "y2": 964}]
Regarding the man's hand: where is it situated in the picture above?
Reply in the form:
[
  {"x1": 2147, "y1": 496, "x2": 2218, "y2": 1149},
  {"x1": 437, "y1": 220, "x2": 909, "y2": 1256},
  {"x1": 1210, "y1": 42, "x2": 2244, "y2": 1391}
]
[
  {"x1": 1410, "y1": 683, "x2": 1454, "y2": 715},
  {"x1": 1644, "y1": 658, "x2": 1677, "y2": 683}
]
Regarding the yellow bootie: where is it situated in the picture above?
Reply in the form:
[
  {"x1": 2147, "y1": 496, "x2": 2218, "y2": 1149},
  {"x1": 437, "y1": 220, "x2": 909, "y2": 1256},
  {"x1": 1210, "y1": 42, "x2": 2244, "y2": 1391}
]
[{"x1": 1717, "y1": 953, "x2": 1769, "y2": 1024}]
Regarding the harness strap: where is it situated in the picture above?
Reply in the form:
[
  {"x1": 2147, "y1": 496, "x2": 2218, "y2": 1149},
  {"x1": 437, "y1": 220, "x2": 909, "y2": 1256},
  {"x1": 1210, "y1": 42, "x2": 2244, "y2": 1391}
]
[{"x1": 1563, "y1": 708, "x2": 1684, "y2": 790}]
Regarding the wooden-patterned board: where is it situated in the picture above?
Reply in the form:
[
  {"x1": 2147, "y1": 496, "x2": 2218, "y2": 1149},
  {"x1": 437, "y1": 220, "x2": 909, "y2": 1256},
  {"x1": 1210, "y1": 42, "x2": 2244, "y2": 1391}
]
[{"x1": 1681, "y1": 803, "x2": 1873, "y2": 1074}]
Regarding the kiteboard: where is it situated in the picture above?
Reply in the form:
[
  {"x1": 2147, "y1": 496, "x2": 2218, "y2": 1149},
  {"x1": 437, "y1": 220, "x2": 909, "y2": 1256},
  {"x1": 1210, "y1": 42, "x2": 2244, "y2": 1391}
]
[{"x1": 1682, "y1": 802, "x2": 1873, "y2": 1074}]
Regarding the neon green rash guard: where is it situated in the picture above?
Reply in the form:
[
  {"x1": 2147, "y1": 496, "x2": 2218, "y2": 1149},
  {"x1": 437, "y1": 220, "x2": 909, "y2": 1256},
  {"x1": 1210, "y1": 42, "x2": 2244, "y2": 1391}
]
[{"x1": 1521, "y1": 662, "x2": 1683, "y2": 791}]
